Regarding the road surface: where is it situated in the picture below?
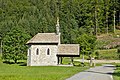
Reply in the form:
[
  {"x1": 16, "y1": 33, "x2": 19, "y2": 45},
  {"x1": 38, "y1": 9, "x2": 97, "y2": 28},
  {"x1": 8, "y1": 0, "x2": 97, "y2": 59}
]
[{"x1": 66, "y1": 64, "x2": 115, "y2": 80}]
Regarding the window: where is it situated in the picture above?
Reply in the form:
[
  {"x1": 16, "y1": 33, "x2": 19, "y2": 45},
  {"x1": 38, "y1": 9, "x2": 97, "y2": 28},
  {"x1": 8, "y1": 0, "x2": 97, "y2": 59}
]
[
  {"x1": 28, "y1": 49, "x2": 31, "y2": 56},
  {"x1": 47, "y1": 48, "x2": 50, "y2": 55},
  {"x1": 36, "y1": 48, "x2": 39, "y2": 55}
]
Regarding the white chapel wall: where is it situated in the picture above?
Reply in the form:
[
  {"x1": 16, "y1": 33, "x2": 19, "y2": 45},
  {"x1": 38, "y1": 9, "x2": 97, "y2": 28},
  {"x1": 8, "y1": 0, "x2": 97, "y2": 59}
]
[{"x1": 27, "y1": 45, "x2": 58, "y2": 66}]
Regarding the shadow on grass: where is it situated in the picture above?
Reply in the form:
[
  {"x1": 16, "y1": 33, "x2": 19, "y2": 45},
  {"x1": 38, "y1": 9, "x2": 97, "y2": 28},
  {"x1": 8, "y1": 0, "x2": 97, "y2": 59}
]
[
  {"x1": 3, "y1": 61, "x2": 14, "y2": 64},
  {"x1": 112, "y1": 65, "x2": 120, "y2": 77},
  {"x1": 116, "y1": 65, "x2": 120, "y2": 67},
  {"x1": 73, "y1": 62, "x2": 90, "y2": 67},
  {"x1": 19, "y1": 62, "x2": 27, "y2": 66},
  {"x1": 112, "y1": 71, "x2": 120, "y2": 77},
  {"x1": 3, "y1": 61, "x2": 27, "y2": 66}
]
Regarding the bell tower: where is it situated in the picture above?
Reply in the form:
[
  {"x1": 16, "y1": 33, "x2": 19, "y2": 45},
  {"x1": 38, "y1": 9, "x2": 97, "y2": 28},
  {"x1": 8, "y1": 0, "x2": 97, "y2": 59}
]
[
  {"x1": 56, "y1": 17, "x2": 60, "y2": 45},
  {"x1": 56, "y1": 17, "x2": 60, "y2": 35}
]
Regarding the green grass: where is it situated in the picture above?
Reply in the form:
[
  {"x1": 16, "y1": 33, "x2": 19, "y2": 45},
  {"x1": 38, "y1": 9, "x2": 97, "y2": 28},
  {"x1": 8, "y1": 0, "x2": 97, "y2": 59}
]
[
  {"x1": 0, "y1": 60, "x2": 88, "y2": 80},
  {"x1": 97, "y1": 49, "x2": 119, "y2": 60},
  {"x1": 97, "y1": 49, "x2": 117, "y2": 54},
  {"x1": 79, "y1": 49, "x2": 119, "y2": 60},
  {"x1": 113, "y1": 64, "x2": 120, "y2": 80}
]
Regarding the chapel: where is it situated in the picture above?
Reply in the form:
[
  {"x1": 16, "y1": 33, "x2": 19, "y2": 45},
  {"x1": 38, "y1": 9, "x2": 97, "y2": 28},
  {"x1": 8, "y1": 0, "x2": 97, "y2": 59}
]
[{"x1": 26, "y1": 17, "x2": 80, "y2": 66}]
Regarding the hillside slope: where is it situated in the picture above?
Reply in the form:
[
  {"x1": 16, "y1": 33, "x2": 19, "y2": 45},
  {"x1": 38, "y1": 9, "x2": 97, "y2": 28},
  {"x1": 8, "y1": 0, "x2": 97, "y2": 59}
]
[{"x1": 97, "y1": 30, "x2": 120, "y2": 49}]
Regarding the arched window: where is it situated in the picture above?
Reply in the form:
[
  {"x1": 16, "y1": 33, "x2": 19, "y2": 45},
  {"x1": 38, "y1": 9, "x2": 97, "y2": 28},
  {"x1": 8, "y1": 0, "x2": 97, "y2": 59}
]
[
  {"x1": 47, "y1": 48, "x2": 50, "y2": 55},
  {"x1": 28, "y1": 49, "x2": 31, "y2": 56},
  {"x1": 36, "y1": 48, "x2": 39, "y2": 55}
]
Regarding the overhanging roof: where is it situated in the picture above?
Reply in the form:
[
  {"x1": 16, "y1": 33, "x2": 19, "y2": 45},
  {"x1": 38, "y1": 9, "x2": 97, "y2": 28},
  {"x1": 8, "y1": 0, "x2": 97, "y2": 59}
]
[
  {"x1": 27, "y1": 33, "x2": 59, "y2": 44},
  {"x1": 58, "y1": 44, "x2": 80, "y2": 56}
]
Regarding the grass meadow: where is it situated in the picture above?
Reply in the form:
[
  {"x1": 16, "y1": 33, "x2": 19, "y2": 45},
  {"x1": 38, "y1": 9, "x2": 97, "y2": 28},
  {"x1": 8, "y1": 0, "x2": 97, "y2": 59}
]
[
  {"x1": 0, "y1": 48, "x2": 119, "y2": 80},
  {"x1": 0, "y1": 56, "x2": 87, "y2": 80},
  {"x1": 97, "y1": 49, "x2": 119, "y2": 60},
  {"x1": 113, "y1": 64, "x2": 120, "y2": 80}
]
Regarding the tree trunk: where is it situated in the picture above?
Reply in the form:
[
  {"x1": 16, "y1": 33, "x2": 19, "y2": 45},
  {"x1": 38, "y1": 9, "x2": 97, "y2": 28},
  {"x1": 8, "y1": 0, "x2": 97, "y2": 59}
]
[
  {"x1": 82, "y1": 53, "x2": 84, "y2": 63},
  {"x1": 106, "y1": 12, "x2": 108, "y2": 34},
  {"x1": 94, "y1": 0, "x2": 98, "y2": 36},
  {"x1": 105, "y1": 0, "x2": 109, "y2": 34},
  {"x1": 113, "y1": 9, "x2": 116, "y2": 33},
  {"x1": 95, "y1": 8, "x2": 97, "y2": 36},
  {"x1": 0, "y1": 40, "x2": 2, "y2": 55},
  {"x1": 14, "y1": 59, "x2": 17, "y2": 64},
  {"x1": 118, "y1": 11, "x2": 120, "y2": 26}
]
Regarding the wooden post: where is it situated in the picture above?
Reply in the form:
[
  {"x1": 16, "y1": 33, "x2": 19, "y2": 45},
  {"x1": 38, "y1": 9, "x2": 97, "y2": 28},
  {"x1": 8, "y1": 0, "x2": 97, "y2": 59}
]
[
  {"x1": 71, "y1": 57, "x2": 74, "y2": 65},
  {"x1": 60, "y1": 57, "x2": 62, "y2": 64},
  {"x1": 89, "y1": 55, "x2": 93, "y2": 67},
  {"x1": 57, "y1": 56, "x2": 60, "y2": 64}
]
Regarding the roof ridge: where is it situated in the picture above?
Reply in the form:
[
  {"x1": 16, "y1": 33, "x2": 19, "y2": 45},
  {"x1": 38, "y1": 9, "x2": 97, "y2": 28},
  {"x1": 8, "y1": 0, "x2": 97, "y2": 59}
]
[
  {"x1": 38, "y1": 33, "x2": 56, "y2": 34},
  {"x1": 26, "y1": 33, "x2": 59, "y2": 44}
]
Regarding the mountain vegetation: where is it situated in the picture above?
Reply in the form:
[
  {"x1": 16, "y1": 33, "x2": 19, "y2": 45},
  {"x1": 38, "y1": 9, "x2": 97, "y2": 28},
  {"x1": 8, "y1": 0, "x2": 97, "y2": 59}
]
[{"x1": 0, "y1": 0, "x2": 120, "y2": 62}]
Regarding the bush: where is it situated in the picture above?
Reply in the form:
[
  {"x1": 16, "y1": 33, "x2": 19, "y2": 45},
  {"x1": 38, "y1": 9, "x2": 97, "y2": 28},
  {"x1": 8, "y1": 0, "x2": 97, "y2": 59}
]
[
  {"x1": 117, "y1": 48, "x2": 120, "y2": 59},
  {"x1": 95, "y1": 51, "x2": 100, "y2": 59},
  {"x1": 117, "y1": 47, "x2": 120, "y2": 53}
]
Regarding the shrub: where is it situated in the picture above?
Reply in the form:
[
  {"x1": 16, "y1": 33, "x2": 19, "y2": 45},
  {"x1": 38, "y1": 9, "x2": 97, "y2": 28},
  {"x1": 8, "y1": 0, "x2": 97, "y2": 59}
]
[
  {"x1": 95, "y1": 51, "x2": 100, "y2": 59},
  {"x1": 117, "y1": 47, "x2": 120, "y2": 53},
  {"x1": 117, "y1": 47, "x2": 120, "y2": 59}
]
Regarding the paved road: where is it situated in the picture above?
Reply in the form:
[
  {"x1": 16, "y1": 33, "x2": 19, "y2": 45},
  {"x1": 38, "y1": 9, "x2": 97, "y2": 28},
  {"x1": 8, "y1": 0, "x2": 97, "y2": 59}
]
[{"x1": 66, "y1": 64, "x2": 116, "y2": 80}]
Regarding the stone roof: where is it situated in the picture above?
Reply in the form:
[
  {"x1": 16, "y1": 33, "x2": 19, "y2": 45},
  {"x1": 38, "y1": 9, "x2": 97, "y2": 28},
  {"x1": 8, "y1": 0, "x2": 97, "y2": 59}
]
[
  {"x1": 58, "y1": 44, "x2": 80, "y2": 55},
  {"x1": 27, "y1": 33, "x2": 59, "y2": 44}
]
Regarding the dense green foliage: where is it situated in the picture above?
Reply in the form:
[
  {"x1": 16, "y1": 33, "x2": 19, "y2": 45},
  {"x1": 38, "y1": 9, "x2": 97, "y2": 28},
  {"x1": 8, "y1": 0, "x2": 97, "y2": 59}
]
[
  {"x1": 0, "y1": 0, "x2": 120, "y2": 41},
  {"x1": 118, "y1": 47, "x2": 120, "y2": 53},
  {"x1": 0, "y1": 60, "x2": 87, "y2": 80},
  {"x1": 75, "y1": 34, "x2": 97, "y2": 55},
  {"x1": 2, "y1": 27, "x2": 30, "y2": 63},
  {"x1": 113, "y1": 64, "x2": 120, "y2": 80},
  {"x1": 0, "y1": 0, "x2": 120, "y2": 61}
]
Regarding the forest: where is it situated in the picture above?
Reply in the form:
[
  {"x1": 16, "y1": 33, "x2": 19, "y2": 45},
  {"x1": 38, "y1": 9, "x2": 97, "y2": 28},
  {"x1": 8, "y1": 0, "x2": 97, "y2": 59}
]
[{"x1": 0, "y1": 0, "x2": 120, "y2": 62}]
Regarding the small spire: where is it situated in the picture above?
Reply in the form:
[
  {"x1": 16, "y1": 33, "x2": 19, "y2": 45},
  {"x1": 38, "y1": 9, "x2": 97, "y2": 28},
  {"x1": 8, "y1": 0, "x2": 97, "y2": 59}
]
[{"x1": 56, "y1": 17, "x2": 60, "y2": 35}]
